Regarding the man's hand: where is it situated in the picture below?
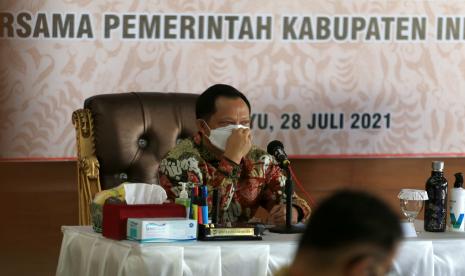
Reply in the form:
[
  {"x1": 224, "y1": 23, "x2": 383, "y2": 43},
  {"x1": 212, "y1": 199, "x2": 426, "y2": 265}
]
[
  {"x1": 268, "y1": 204, "x2": 299, "y2": 225},
  {"x1": 223, "y1": 128, "x2": 252, "y2": 164}
]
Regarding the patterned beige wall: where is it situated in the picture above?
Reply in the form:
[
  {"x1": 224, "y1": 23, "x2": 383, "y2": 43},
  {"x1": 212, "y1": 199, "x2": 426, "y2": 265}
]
[{"x1": 1, "y1": 0, "x2": 465, "y2": 159}]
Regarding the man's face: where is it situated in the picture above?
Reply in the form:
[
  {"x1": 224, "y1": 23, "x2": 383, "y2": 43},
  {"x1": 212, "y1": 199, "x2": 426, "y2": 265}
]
[
  {"x1": 198, "y1": 96, "x2": 250, "y2": 135},
  {"x1": 346, "y1": 245, "x2": 399, "y2": 276},
  {"x1": 371, "y1": 247, "x2": 398, "y2": 276},
  {"x1": 292, "y1": 244, "x2": 399, "y2": 276}
]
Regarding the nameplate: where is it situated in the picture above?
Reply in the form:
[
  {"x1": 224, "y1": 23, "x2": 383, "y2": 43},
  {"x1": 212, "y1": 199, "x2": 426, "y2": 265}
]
[{"x1": 209, "y1": 228, "x2": 255, "y2": 237}]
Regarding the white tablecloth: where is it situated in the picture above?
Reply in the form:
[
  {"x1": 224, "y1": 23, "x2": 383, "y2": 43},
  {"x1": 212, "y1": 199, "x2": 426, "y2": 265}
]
[
  {"x1": 56, "y1": 223, "x2": 465, "y2": 276},
  {"x1": 56, "y1": 226, "x2": 298, "y2": 276},
  {"x1": 402, "y1": 230, "x2": 465, "y2": 276}
]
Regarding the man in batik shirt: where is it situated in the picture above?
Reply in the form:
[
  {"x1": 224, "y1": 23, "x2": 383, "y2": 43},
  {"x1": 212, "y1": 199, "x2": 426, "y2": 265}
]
[{"x1": 158, "y1": 84, "x2": 311, "y2": 225}]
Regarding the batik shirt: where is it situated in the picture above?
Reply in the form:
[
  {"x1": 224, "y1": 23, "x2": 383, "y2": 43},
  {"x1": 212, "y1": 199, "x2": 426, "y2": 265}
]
[{"x1": 158, "y1": 133, "x2": 311, "y2": 224}]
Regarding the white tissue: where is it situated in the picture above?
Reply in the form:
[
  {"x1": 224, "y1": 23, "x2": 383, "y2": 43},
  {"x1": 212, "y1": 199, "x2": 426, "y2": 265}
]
[
  {"x1": 398, "y1": 189, "x2": 428, "y2": 201},
  {"x1": 123, "y1": 183, "x2": 167, "y2": 204}
]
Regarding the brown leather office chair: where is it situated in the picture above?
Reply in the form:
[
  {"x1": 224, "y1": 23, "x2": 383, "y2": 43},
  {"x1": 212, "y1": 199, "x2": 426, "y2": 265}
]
[{"x1": 72, "y1": 92, "x2": 198, "y2": 225}]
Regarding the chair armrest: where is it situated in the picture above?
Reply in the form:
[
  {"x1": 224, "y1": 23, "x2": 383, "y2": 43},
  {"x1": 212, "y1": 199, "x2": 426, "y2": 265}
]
[{"x1": 72, "y1": 109, "x2": 101, "y2": 225}]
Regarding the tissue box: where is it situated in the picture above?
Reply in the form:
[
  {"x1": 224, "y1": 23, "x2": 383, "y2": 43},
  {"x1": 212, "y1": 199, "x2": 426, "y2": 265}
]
[
  {"x1": 102, "y1": 203, "x2": 186, "y2": 240},
  {"x1": 127, "y1": 218, "x2": 197, "y2": 242},
  {"x1": 92, "y1": 183, "x2": 168, "y2": 234}
]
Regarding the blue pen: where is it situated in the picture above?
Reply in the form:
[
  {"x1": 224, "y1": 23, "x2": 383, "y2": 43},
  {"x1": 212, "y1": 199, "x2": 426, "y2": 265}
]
[{"x1": 200, "y1": 185, "x2": 209, "y2": 224}]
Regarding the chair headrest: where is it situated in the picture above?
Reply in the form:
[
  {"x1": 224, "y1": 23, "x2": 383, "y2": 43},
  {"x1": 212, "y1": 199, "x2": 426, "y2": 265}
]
[{"x1": 84, "y1": 92, "x2": 198, "y2": 189}]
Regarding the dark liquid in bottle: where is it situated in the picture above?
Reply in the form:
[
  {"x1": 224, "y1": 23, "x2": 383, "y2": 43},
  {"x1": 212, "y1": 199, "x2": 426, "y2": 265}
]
[{"x1": 424, "y1": 170, "x2": 448, "y2": 232}]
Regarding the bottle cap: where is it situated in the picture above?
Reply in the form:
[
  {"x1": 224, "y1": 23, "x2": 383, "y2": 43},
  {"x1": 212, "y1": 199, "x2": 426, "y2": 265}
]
[
  {"x1": 432, "y1": 161, "x2": 444, "y2": 172},
  {"x1": 201, "y1": 185, "x2": 208, "y2": 199},
  {"x1": 454, "y1": 173, "x2": 464, "y2": 188}
]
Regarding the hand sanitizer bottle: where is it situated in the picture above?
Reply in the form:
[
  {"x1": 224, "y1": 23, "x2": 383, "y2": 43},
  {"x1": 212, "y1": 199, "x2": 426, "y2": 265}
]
[
  {"x1": 175, "y1": 182, "x2": 191, "y2": 219},
  {"x1": 449, "y1": 173, "x2": 465, "y2": 232}
]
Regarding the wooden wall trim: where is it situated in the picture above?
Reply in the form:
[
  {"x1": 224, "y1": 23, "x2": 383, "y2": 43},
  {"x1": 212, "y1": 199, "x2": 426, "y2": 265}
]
[{"x1": 1, "y1": 158, "x2": 463, "y2": 274}]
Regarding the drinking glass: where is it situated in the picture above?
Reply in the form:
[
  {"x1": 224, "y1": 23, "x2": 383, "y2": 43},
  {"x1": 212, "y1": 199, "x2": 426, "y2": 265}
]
[
  {"x1": 400, "y1": 199, "x2": 424, "y2": 223},
  {"x1": 398, "y1": 189, "x2": 428, "y2": 235}
]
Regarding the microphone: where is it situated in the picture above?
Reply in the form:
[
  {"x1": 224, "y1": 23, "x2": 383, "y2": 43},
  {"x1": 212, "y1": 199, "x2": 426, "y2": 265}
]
[
  {"x1": 267, "y1": 140, "x2": 305, "y2": 234},
  {"x1": 267, "y1": 140, "x2": 290, "y2": 167}
]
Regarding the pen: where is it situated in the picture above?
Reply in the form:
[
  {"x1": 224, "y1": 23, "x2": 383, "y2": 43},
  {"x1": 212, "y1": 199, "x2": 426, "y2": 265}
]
[
  {"x1": 192, "y1": 186, "x2": 199, "y2": 221},
  {"x1": 201, "y1": 185, "x2": 209, "y2": 224},
  {"x1": 197, "y1": 185, "x2": 203, "y2": 224},
  {"x1": 212, "y1": 188, "x2": 219, "y2": 224}
]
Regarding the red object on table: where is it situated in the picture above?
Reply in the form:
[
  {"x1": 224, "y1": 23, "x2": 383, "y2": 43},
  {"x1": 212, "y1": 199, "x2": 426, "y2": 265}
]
[
  {"x1": 198, "y1": 205, "x2": 203, "y2": 224},
  {"x1": 102, "y1": 203, "x2": 186, "y2": 240}
]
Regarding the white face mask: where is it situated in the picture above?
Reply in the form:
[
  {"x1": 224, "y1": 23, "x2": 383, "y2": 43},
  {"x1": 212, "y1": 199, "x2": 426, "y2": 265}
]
[{"x1": 202, "y1": 121, "x2": 249, "y2": 151}]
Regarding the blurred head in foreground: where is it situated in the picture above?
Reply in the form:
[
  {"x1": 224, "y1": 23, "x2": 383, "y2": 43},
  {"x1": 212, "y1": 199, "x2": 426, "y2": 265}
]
[{"x1": 288, "y1": 190, "x2": 402, "y2": 276}]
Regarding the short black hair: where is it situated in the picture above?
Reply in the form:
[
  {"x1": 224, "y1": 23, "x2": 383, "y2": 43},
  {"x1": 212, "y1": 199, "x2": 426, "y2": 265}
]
[
  {"x1": 195, "y1": 84, "x2": 251, "y2": 120},
  {"x1": 299, "y1": 190, "x2": 401, "y2": 253}
]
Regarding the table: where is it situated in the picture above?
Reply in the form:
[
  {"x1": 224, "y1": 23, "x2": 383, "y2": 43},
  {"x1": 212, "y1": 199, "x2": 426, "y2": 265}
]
[
  {"x1": 56, "y1": 223, "x2": 465, "y2": 276},
  {"x1": 394, "y1": 225, "x2": 465, "y2": 276},
  {"x1": 56, "y1": 226, "x2": 298, "y2": 276}
]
